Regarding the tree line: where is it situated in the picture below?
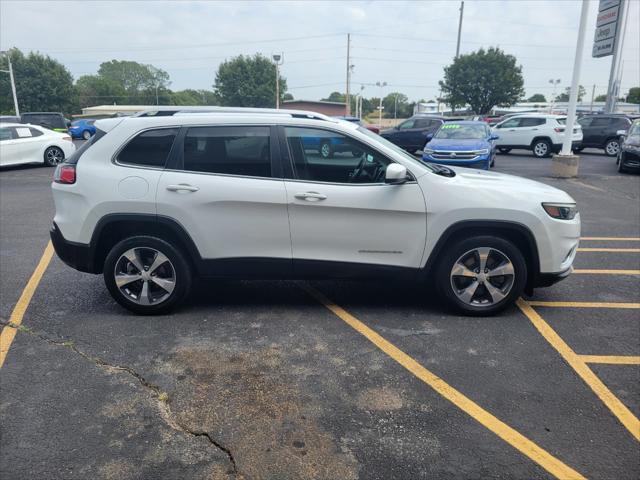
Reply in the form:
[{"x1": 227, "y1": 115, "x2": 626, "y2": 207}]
[{"x1": 1, "y1": 47, "x2": 638, "y2": 117}]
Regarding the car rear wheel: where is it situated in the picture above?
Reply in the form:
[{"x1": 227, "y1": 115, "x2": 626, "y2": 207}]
[
  {"x1": 104, "y1": 236, "x2": 192, "y2": 315},
  {"x1": 498, "y1": 148, "x2": 511, "y2": 154},
  {"x1": 605, "y1": 139, "x2": 620, "y2": 157},
  {"x1": 319, "y1": 140, "x2": 333, "y2": 158},
  {"x1": 436, "y1": 236, "x2": 527, "y2": 316},
  {"x1": 44, "y1": 146, "x2": 65, "y2": 166},
  {"x1": 532, "y1": 139, "x2": 551, "y2": 158},
  {"x1": 82, "y1": 130, "x2": 91, "y2": 140}
]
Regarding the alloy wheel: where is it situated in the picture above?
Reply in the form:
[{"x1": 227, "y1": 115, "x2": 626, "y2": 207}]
[
  {"x1": 46, "y1": 147, "x2": 64, "y2": 165},
  {"x1": 533, "y1": 142, "x2": 548, "y2": 157},
  {"x1": 450, "y1": 247, "x2": 515, "y2": 307},
  {"x1": 114, "y1": 247, "x2": 176, "y2": 305},
  {"x1": 606, "y1": 140, "x2": 619, "y2": 156}
]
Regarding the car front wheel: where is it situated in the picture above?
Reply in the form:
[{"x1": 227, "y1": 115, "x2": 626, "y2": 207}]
[
  {"x1": 605, "y1": 139, "x2": 620, "y2": 157},
  {"x1": 436, "y1": 236, "x2": 527, "y2": 316},
  {"x1": 498, "y1": 148, "x2": 511, "y2": 154},
  {"x1": 103, "y1": 236, "x2": 192, "y2": 315},
  {"x1": 82, "y1": 130, "x2": 91, "y2": 140}
]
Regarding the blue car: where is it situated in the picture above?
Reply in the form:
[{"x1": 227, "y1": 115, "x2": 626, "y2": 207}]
[
  {"x1": 69, "y1": 119, "x2": 96, "y2": 140},
  {"x1": 422, "y1": 121, "x2": 498, "y2": 170}
]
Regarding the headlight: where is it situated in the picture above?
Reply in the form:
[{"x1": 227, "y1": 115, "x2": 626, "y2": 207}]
[
  {"x1": 424, "y1": 148, "x2": 434, "y2": 154},
  {"x1": 477, "y1": 149, "x2": 489, "y2": 155},
  {"x1": 623, "y1": 144, "x2": 640, "y2": 153},
  {"x1": 542, "y1": 202, "x2": 578, "y2": 220}
]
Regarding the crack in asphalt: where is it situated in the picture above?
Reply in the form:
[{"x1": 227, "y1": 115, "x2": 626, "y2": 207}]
[{"x1": 0, "y1": 319, "x2": 239, "y2": 478}]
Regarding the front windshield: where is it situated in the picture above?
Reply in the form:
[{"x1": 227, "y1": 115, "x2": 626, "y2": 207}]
[
  {"x1": 357, "y1": 126, "x2": 437, "y2": 172},
  {"x1": 434, "y1": 124, "x2": 487, "y2": 139},
  {"x1": 628, "y1": 122, "x2": 640, "y2": 136}
]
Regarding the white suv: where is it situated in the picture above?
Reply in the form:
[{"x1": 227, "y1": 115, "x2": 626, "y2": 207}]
[
  {"x1": 50, "y1": 108, "x2": 580, "y2": 315},
  {"x1": 493, "y1": 114, "x2": 583, "y2": 158}
]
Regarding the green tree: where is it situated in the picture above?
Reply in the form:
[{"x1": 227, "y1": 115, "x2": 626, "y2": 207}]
[
  {"x1": 75, "y1": 75, "x2": 126, "y2": 108},
  {"x1": 439, "y1": 47, "x2": 524, "y2": 114},
  {"x1": 170, "y1": 89, "x2": 218, "y2": 106},
  {"x1": 595, "y1": 94, "x2": 607, "y2": 102},
  {"x1": 626, "y1": 87, "x2": 640, "y2": 104},
  {"x1": 527, "y1": 93, "x2": 546, "y2": 102},
  {"x1": 555, "y1": 85, "x2": 586, "y2": 102},
  {"x1": 382, "y1": 92, "x2": 410, "y2": 118},
  {"x1": 214, "y1": 54, "x2": 287, "y2": 108},
  {"x1": 0, "y1": 48, "x2": 75, "y2": 114},
  {"x1": 97, "y1": 60, "x2": 171, "y2": 104},
  {"x1": 283, "y1": 93, "x2": 294, "y2": 101},
  {"x1": 322, "y1": 91, "x2": 345, "y2": 102}
]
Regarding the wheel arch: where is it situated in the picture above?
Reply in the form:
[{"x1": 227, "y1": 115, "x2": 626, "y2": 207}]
[
  {"x1": 529, "y1": 136, "x2": 552, "y2": 148},
  {"x1": 423, "y1": 220, "x2": 540, "y2": 294},
  {"x1": 89, "y1": 214, "x2": 202, "y2": 274}
]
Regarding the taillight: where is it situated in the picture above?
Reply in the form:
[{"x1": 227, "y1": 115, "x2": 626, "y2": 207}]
[
  {"x1": 554, "y1": 127, "x2": 565, "y2": 133},
  {"x1": 54, "y1": 164, "x2": 76, "y2": 184}
]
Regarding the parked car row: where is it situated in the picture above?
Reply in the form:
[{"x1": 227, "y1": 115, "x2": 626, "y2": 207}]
[
  {"x1": 0, "y1": 112, "x2": 98, "y2": 140},
  {"x1": 617, "y1": 119, "x2": 640, "y2": 173}
]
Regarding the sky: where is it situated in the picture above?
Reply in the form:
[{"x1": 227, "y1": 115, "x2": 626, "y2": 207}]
[{"x1": 1, "y1": 0, "x2": 638, "y2": 104}]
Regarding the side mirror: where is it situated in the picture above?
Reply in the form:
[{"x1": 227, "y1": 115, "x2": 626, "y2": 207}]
[
  {"x1": 385, "y1": 164, "x2": 408, "y2": 184},
  {"x1": 425, "y1": 133, "x2": 434, "y2": 141},
  {"x1": 495, "y1": 124, "x2": 503, "y2": 129},
  {"x1": 490, "y1": 134, "x2": 499, "y2": 140}
]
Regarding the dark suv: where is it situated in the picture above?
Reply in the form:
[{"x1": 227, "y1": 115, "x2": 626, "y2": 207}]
[
  {"x1": 380, "y1": 115, "x2": 445, "y2": 153},
  {"x1": 576, "y1": 115, "x2": 633, "y2": 156}
]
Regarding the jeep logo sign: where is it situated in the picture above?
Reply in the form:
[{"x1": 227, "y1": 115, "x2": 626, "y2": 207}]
[{"x1": 592, "y1": 0, "x2": 621, "y2": 58}]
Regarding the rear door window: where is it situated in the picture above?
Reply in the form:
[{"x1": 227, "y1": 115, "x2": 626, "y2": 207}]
[
  {"x1": 117, "y1": 128, "x2": 178, "y2": 168},
  {"x1": 500, "y1": 118, "x2": 521, "y2": 128},
  {"x1": 519, "y1": 118, "x2": 546, "y2": 127},
  {"x1": 182, "y1": 126, "x2": 272, "y2": 178},
  {"x1": 591, "y1": 117, "x2": 611, "y2": 128},
  {"x1": 0, "y1": 127, "x2": 12, "y2": 141}
]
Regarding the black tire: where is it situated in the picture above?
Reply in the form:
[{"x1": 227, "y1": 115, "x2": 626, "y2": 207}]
[
  {"x1": 532, "y1": 139, "x2": 552, "y2": 158},
  {"x1": 82, "y1": 130, "x2": 91, "y2": 140},
  {"x1": 490, "y1": 156, "x2": 495, "y2": 167},
  {"x1": 498, "y1": 148, "x2": 511, "y2": 154},
  {"x1": 604, "y1": 138, "x2": 620, "y2": 157},
  {"x1": 319, "y1": 140, "x2": 333, "y2": 158},
  {"x1": 573, "y1": 147, "x2": 583, "y2": 153},
  {"x1": 617, "y1": 157, "x2": 628, "y2": 173},
  {"x1": 435, "y1": 235, "x2": 527, "y2": 316},
  {"x1": 103, "y1": 236, "x2": 192, "y2": 315},
  {"x1": 44, "y1": 146, "x2": 65, "y2": 166}
]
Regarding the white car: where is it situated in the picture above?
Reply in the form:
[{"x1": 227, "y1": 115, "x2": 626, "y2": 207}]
[
  {"x1": 0, "y1": 122, "x2": 75, "y2": 167},
  {"x1": 492, "y1": 114, "x2": 583, "y2": 158},
  {"x1": 50, "y1": 108, "x2": 580, "y2": 316}
]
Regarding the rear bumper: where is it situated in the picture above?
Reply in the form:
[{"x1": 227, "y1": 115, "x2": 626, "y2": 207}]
[{"x1": 50, "y1": 222, "x2": 96, "y2": 273}]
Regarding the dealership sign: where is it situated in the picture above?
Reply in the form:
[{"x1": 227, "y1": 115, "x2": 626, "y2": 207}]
[{"x1": 593, "y1": 0, "x2": 620, "y2": 57}]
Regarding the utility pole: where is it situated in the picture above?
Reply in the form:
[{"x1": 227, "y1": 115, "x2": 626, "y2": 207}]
[
  {"x1": 590, "y1": 84, "x2": 595, "y2": 112},
  {"x1": 345, "y1": 33, "x2": 351, "y2": 115},
  {"x1": 455, "y1": 1, "x2": 464, "y2": 58},
  {"x1": 394, "y1": 93, "x2": 398, "y2": 119},
  {"x1": 376, "y1": 81, "x2": 386, "y2": 129},
  {"x1": 605, "y1": 0, "x2": 628, "y2": 113},
  {"x1": 272, "y1": 53, "x2": 284, "y2": 109},
  {"x1": 549, "y1": 78, "x2": 561, "y2": 113},
  {"x1": 0, "y1": 50, "x2": 20, "y2": 116}
]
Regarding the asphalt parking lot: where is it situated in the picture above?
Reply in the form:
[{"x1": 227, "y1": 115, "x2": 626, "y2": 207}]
[{"x1": 1, "y1": 147, "x2": 638, "y2": 479}]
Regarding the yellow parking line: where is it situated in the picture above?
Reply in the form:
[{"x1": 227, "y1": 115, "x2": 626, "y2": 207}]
[
  {"x1": 0, "y1": 242, "x2": 54, "y2": 369},
  {"x1": 573, "y1": 269, "x2": 640, "y2": 275},
  {"x1": 527, "y1": 301, "x2": 640, "y2": 309},
  {"x1": 302, "y1": 284, "x2": 586, "y2": 480},
  {"x1": 517, "y1": 299, "x2": 640, "y2": 442},
  {"x1": 577, "y1": 248, "x2": 640, "y2": 253},
  {"x1": 580, "y1": 355, "x2": 640, "y2": 365},
  {"x1": 580, "y1": 237, "x2": 640, "y2": 241}
]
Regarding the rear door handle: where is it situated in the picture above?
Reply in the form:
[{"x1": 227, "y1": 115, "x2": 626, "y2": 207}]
[
  {"x1": 294, "y1": 192, "x2": 327, "y2": 201},
  {"x1": 166, "y1": 184, "x2": 199, "y2": 192}
]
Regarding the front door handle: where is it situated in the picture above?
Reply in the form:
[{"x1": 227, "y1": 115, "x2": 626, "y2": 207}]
[
  {"x1": 294, "y1": 192, "x2": 327, "y2": 201},
  {"x1": 166, "y1": 184, "x2": 199, "y2": 192}
]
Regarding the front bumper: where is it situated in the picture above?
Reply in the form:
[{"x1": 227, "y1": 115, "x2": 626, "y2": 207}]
[
  {"x1": 422, "y1": 154, "x2": 491, "y2": 170},
  {"x1": 50, "y1": 222, "x2": 96, "y2": 273},
  {"x1": 534, "y1": 266, "x2": 573, "y2": 288},
  {"x1": 620, "y1": 149, "x2": 640, "y2": 170}
]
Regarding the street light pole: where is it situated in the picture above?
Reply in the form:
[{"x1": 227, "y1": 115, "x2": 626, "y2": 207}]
[
  {"x1": 0, "y1": 50, "x2": 20, "y2": 116},
  {"x1": 272, "y1": 53, "x2": 284, "y2": 109},
  {"x1": 376, "y1": 81, "x2": 386, "y2": 129},
  {"x1": 549, "y1": 78, "x2": 561, "y2": 113},
  {"x1": 455, "y1": 1, "x2": 464, "y2": 58}
]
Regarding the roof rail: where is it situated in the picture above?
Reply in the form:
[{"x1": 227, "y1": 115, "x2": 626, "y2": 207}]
[{"x1": 133, "y1": 106, "x2": 333, "y2": 122}]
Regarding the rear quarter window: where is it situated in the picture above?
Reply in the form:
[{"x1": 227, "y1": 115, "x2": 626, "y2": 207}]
[{"x1": 117, "y1": 128, "x2": 178, "y2": 168}]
